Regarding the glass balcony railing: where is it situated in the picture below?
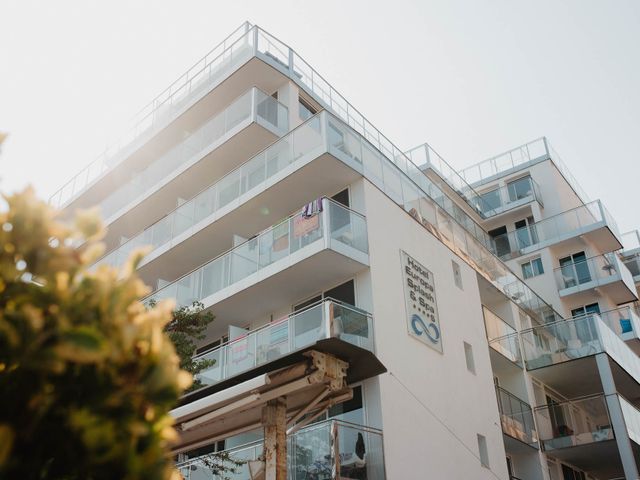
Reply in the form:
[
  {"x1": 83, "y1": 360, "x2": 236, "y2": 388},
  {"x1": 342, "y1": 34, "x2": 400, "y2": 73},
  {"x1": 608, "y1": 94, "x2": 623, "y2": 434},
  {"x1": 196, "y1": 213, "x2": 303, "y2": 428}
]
[
  {"x1": 623, "y1": 253, "x2": 640, "y2": 279},
  {"x1": 405, "y1": 143, "x2": 492, "y2": 217},
  {"x1": 476, "y1": 177, "x2": 543, "y2": 216},
  {"x1": 178, "y1": 441, "x2": 263, "y2": 480},
  {"x1": 534, "y1": 394, "x2": 613, "y2": 451},
  {"x1": 145, "y1": 198, "x2": 368, "y2": 308},
  {"x1": 192, "y1": 299, "x2": 373, "y2": 389},
  {"x1": 484, "y1": 308, "x2": 522, "y2": 367},
  {"x1": 95, "y1": 87, "x2": 287, "y2": 222},
  {"x1": 598, "y1": 306, "x2": 640, "y2": 341},
  {"x1": 521, "y1": 314, "x2": 640, "y2": 380},
  {"x1": 619, "y1": 394, "x2": 640, "y2": 445},
  {"x1": 622, "y1": 230, "x2": 640, "y2": 254},
  {"x1": 95, "y1": 112, "x2": 322, "y2": 270},
  {"x1": 405, "y1": 144, "x2": 543, "y2": 218},
  {"x1": 492, "y1": 200, "x2": 620, "y2": 260},
  {"x1": 495, "y1": 386, "x2": 537, "y2": 446},
  {"x1": 50, "y1": 22, "x2": 257, "y2": 209},
  {"x1": 553, "y1": 252, "x2": 634, "y2": 294},
  {"x1": 177, "y1": 420, "x2": 386, "y2": 480},
  {"x1": 458, "y1": 137, "x2": 591, "y2": 205}
]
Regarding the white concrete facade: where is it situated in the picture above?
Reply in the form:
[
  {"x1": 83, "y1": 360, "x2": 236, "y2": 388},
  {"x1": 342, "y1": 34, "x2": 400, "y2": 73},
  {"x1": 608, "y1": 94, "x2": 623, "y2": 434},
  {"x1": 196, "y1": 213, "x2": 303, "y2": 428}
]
[{"x1": 55, "y1": 22, "x2": 640, "y2": 480}]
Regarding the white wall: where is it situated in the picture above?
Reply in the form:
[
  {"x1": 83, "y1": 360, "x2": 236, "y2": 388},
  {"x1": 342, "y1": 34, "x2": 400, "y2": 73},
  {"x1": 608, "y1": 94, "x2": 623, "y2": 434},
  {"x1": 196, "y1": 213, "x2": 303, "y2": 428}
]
[{"x1": 361, "y1": 180, "x2": 509, "y2": 480}]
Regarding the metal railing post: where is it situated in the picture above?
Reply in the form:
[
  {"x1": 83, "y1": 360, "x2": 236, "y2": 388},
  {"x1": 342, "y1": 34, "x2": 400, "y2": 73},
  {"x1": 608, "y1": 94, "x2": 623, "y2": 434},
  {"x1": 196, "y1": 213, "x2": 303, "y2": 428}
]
[
  {"x1": 252, "y1": 26, "x2": 259, "y2": 55},
  {"x1": 324, "y1": 300, "x2": 333, "y2": 339},
  {"x1": 322, "y1": 197, "x2": 331, "y2": 249}
]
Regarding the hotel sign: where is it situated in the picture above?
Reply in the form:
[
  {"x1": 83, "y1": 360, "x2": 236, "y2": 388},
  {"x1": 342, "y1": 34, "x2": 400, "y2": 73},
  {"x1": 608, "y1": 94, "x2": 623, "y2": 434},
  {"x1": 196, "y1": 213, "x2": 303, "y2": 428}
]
[{"x1": 400, "y1": 251, "x2": 442, "y2": 353}]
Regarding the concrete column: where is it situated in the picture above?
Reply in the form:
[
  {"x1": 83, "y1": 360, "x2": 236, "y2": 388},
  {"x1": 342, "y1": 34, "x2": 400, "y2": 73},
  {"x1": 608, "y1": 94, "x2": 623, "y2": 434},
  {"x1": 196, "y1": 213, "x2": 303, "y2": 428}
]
[
  {"x1": 275, "y1": 81, "x2": 300, "y2": 129},
  {"x1": 262, "y1": 397, "x2": 287, "y2": 480},
  {"x1": 596, "y1": 353, "x2": 639, "y2": 479}
]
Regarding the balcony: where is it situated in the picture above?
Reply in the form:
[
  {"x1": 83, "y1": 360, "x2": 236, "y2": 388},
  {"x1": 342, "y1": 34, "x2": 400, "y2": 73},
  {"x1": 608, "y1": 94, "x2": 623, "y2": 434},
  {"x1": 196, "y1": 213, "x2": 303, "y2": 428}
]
[
  {"x1": 145, "y1": 198, "x2": 369, "y2": 325},
  {"x1": 191, "y1": 299, "x2": 374, "y2": 392},
  {"x1": 483, "y1": 307, "x2": 523, "y2": 369},
  {"x1": 599, "y1": 306, "x2": 640, "y2": 351},
  {"x1": 495, "y1": 386, "x2": 538, "y2": 450},
  {"x1": 521, "y1": 315, "x2": 640, "y2": 400},
  {"x1": 553, "y1": 253, "x2": 637, "y2": 304},
  {"x1": 622, "y1": 253, "x2": 640, "y2": 285},
  {"x1": 534, "y1": 394, "x2": 640, "y2": 479},
  {"x1": 93, "y1": 114, "x2": 364, "y2": 286},
  {"x1": 458, "y1": 137, "x2": 591, "y2": 204},
  {"x1": 176, "y1": 420, "x2": 386, "y2": 480},
  {"x1": 492, "y1": 200, "x2": 622, "y2": 261},
  {"x1": 535, "y1": 394, "x2": 613, "y2": 451},
  {"x1": 534, "y1": 394, "x2": 619, "y2": 477},
  {"x1": 93, "y1": 88, "x2": 288, "y2": 247}
]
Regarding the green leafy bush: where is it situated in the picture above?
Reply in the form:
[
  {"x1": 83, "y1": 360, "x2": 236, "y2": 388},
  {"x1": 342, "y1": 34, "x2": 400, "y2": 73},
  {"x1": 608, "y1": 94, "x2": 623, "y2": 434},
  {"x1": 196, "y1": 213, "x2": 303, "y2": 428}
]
[{"x1": 0, "y1": 188, "x2": 191, "y2": 480}]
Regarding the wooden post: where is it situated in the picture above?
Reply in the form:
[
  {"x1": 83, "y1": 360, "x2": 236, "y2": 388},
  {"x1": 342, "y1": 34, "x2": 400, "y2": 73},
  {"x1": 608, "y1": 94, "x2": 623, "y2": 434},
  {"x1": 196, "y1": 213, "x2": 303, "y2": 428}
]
[{"x1": 262, "y1": 397, "x2": 287, "y2": 480}]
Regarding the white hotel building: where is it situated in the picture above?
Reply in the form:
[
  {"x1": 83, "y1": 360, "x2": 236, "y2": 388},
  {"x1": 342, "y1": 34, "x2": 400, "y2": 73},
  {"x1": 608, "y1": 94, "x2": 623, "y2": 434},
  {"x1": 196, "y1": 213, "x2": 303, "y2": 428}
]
[{"x1": 51, "y1": 23, "x2": 640, "y2": 480}]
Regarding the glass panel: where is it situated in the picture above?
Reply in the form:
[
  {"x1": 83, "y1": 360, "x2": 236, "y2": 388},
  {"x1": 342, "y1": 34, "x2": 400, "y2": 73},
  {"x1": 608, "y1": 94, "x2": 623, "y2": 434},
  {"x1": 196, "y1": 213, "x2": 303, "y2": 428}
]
[
  {"x1": 534, "y1": 395, "x2": 613, "y2": 450},
  {"x1": 480, "y1": 188, "x2": 502, "y2": 213},
  {"x1": 292, "y1": 304, "x2": 325, "y2": 349},
  {"x1": 521, "y1": 316, "x2": 605, "y2": 369},
  {"x1": 507, "y1": 177, "x2": 534, "y2": 201},
  {"x1": 333, "y1": 303, "x2": 372, "y2": 350},
  {"x1": 256, "y1": 318, "x2": 291, "y2": 366}
]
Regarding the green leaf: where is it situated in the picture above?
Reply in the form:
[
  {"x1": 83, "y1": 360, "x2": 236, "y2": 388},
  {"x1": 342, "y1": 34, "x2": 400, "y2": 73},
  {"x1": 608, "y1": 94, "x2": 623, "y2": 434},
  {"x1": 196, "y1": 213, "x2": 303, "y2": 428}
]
[{"x1": 55, "y1": 326, "x2": 108, "y2": 363}]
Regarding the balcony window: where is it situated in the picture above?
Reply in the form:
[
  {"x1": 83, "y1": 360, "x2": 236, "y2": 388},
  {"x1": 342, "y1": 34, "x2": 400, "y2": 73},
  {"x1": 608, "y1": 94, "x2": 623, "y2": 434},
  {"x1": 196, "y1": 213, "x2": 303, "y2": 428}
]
[
  {"x1": 570, "y1": 303, "x2": 600, "y2": 318},
  {"x1": 507, "y1": 176, "x2": 534, "y2": 202},
  {"x1": 299, "y1": 97, "x2": 316, "y2": 122},
  {"x1": 514, "y1": 216, "x2": 538, "y2": 249},
  {"x1": 489, "y1": 226, "x2": 511, "y2": 257},
  {"x1": 559, "y1": 252, "x2": 591, "y2": 288},
  {"x1": 561, "y1": 464, "x2": 586, "y2": 480},
  {"x1": 521, "y1": 257, "x2": 544, "y2": 279},
  {"x1": 480, "y1": 188, "x2": 502, "y2": 213}
]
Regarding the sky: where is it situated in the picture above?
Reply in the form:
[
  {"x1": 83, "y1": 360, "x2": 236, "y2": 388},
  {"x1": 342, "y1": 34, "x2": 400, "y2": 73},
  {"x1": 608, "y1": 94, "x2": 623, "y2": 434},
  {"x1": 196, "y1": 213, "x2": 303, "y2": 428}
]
[{"x1": 1, "y1": 0, "x2": 639, "y2": 233}]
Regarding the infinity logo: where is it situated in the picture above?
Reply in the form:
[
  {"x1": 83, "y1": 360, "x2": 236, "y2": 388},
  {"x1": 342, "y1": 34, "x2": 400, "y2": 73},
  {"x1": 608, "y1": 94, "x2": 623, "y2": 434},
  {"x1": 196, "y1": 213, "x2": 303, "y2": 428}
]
[{"x1": 411, "y1": 314, "x2": 440, "y2": 344}]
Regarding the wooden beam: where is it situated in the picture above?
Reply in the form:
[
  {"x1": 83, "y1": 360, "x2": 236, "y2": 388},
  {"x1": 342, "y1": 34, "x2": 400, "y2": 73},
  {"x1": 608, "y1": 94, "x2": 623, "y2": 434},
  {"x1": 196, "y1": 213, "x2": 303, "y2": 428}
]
[{"x1": 262, "y1": 397, "x2": 287, "y2": 480}]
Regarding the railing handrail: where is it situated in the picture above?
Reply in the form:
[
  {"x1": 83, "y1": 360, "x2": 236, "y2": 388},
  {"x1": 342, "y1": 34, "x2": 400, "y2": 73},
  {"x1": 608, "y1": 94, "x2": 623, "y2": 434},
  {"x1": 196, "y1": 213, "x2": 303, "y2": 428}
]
[
  {"x1": 532, "y1": 392, "x2": 608, "y2": 412},
  {"x1": 599, "y1": 305, "x2": 639, "y2": 320},
  {"x1": 520, "y1": 313, "x2": 602, "y2": 336},
  {"x1": 465, "y1": 137, "x2": 548, "y2": 172},
  {"x1": 495, "y1": 385, "x2": 533, "y2": 412},
  {"x1": 143, "y1": 196, "x2": 364, "y2": 302},
  {"x1": 483, "y1": 307, "x2": 517, "y2": 337},
  {"x1": 488, "y1": 331, "x2": 520, "y2": 343},
  {"x1": 192, "y1": 297, "x2": 371, "y2": 360}
]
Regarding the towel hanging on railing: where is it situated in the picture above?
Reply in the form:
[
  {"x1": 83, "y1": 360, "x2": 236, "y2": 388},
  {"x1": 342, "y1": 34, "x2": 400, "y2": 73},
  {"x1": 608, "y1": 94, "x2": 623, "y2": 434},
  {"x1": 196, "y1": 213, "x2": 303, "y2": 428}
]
[{"x1": 301, "y1": 197, "x2": 324, "y2": 218}]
